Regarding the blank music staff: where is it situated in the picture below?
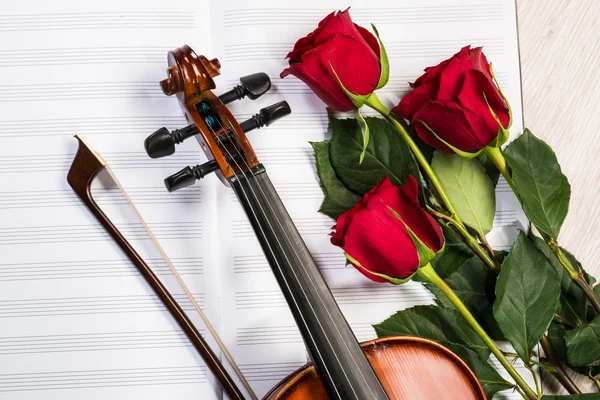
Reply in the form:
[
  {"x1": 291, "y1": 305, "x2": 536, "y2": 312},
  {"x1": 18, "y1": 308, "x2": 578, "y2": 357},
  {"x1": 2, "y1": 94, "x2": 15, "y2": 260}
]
[
  {"x1": 222, "y1": 4, "x2": 505, "y2": 27},
  {"x1": 0, "y1": 366, "x2": 207, "y2": 392},
  {"x1": 224, "y1": 38, "x2": 504, "y2": 63},
  {"x1": 0, "y1": 292, "x2": 204, "y2": 319},
  {"x1": 0, "y1": 12, "x2": 195, "y2": 32},
  {"x1": 0, "y1": 257, "x2": 203, "y2": 282}
]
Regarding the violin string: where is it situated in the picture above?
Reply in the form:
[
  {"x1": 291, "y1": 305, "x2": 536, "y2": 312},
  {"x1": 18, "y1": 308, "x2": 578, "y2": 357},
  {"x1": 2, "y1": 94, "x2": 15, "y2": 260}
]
[
  {"x1": 103, "y1": 163, "x2": 258, "y2": 400},
  {"x1": 216, "y1": 120, "x2": 374, "y2": 400},
  {"x1": 204, "y1": 112, "x2": 343, "y2": 399},
  {"x1": 207, "y1": 107, "x2": 358, "y2": 399}
]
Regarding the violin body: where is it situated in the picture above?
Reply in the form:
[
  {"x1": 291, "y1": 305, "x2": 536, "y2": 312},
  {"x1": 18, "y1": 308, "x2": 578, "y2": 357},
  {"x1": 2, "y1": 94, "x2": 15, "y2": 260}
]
[{"x1": 266, "y1": 337, "x2": 485, "y2": 400}]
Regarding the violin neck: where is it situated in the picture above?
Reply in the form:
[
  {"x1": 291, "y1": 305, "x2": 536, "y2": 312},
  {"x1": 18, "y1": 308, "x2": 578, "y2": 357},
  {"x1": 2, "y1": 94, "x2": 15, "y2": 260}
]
[{"x1": 230, "y1": 165, "x2": 389, "y2": 400}]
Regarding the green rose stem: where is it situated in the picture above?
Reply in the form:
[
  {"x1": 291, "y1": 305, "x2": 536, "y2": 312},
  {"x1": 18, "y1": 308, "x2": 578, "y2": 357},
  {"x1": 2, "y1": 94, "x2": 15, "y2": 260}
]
[
  {"x1": 364, "y1": 93, "x2": 500, "y2": 273},
  {"x1": 483, "y1": 146, "x2": 600, "y2": 314},
  {"x1": 418, "y1": 263, "x2": 538, "y2": 400},
  {"x1": 538, "y1": 335, "x2": 582, "y2": 394}
]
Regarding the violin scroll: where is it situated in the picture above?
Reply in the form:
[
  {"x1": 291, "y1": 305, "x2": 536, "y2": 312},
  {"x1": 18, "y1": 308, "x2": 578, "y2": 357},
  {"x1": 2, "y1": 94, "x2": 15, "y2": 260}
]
[{"x1": 144, "y1": 45, "x2": 290, "y2": 189}]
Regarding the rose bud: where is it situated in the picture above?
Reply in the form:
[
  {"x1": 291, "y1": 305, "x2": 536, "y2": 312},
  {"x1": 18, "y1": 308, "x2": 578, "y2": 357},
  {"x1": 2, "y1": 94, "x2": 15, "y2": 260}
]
[
  {"x1": 280, "y1": 8, "x2": 386, "y2": 112},
  {"x1": 330, "y1": 176, "x2": 444, "y2": 284},
  {"x1": 392, "y1": 46, "x2": 511, "y2": 157}
]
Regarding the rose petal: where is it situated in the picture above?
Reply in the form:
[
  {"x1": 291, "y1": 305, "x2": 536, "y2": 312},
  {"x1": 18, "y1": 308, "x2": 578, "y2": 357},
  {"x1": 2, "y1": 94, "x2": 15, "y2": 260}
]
[
  {"x1": 467, "y1": 47, "x2": 494, "y2": 81},
  {"x1": 327, "y1": 34, "x2": 381, "y2": 96},
  {"x1": 462, "y1": 69, "x2": 510, "y2": 128},
  {"x1": 412, "y1": 58, "x2": 452, "y2": 88},
  {"x1": 459, "y1": 69, "x2": 509, "y2": 144},
  {"x1": 285, "y1": 11, "x2": 336, "y2": 64},
  {"x1": 314, "y1": 8, "x2": 367, "y2": 48},
  {"x1": 368, "y1": 176, "x2": 444, "y2": 252},
  {"x1": 437, "y1": 46, "x2": 474, "y2": 100},
  {"x1": 413, "y1": 100, "x2": 484, "y2": 152},
  {"x1": 355, "y1": 23, "x2": 380, "y2": 58},
  {"x1": 392, "y1": 81, "x2": 436, "y2": 120},
  {"x1": 343, "y1": 207, "x2": 419, "y2": 281}
]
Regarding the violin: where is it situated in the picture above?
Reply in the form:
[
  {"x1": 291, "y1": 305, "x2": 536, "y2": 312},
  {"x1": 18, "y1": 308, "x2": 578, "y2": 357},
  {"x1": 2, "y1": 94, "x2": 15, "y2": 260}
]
[{"x1": 142, "y1": 45, "x2": 486, "y2": 400}]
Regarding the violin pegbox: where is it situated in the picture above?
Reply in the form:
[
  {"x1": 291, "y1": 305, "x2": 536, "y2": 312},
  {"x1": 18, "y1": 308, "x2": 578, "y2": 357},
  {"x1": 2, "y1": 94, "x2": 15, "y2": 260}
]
[{"x1": 143, "y1": 45, "x2": 291, "y2": 192}]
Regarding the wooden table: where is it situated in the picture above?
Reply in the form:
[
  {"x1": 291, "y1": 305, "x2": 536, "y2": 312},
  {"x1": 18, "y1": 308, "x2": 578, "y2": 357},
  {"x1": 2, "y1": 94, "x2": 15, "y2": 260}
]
[{"x1": 517, "y1": 0, "x2": 600, "y2": 394}]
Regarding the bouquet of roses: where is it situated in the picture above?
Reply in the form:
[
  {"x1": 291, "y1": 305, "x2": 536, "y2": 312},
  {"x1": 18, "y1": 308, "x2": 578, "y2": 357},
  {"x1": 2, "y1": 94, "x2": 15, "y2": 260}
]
[{"x1": 281, "y1": 9, "x2": 600, "y2": 400}]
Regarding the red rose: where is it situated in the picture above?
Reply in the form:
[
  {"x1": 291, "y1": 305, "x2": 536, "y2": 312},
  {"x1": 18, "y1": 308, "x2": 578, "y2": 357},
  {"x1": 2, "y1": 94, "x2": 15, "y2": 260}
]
[
  {"x1": 331, "y1": 176, "x2": 444, "y2": 283},
  {"x1": 392, "y1": 46, "x2": 510, "y2": 154},
  {"x1": 280, "y1": 8, "x2": 381, "y2": 112}
]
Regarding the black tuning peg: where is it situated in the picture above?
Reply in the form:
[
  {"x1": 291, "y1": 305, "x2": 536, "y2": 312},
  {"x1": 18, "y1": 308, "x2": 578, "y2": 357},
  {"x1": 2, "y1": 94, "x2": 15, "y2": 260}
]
[
  {"x1": 240, "y1": 101, "x2": 291, "y2": 133},
  {"x1": 219, "y1": 73, "x2": 271, "y2": 105},
  {"x1": 164, "y1": 160, "x2": 219, "y2": 192},
  {"x1": 145, "y1": 124, "x2": 199, "y2": 159}
]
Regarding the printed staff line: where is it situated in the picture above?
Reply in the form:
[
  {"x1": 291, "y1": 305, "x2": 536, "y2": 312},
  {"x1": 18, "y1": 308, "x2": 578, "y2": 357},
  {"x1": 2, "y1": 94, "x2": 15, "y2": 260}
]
[
  {"x1": 224, "y1": 47, "x2": 504, "y2": 62},
  {"x1": 232, "y1": 217, "x2": 331, "y2": 238},
  {"x1": 222, "y1": 5, "x2": 504, "y2": 20},
  {"x1": 236, "y1": 323, "x2": 374, "y2": 346},
  {"x1": 0, "y1": 366, "x2": 207, "y2": 392},
  {"x1": 0, "y1": 115, "x2": 186, "y2": 138},
  {"x1": 0, "y1": 222, "x2": 203, "y2": 245},
  {"x1": 224, "y1": 17, "x2": 503, "y2": 28},
  {"x1": 223, "y1": 39, "x2": 504, "y2": 61},
  {"x1": 0, "y1": 187, "x2": 201, "y2": 210},
  {"x1": 235, "y1": 285, "x2": 432, "y2": 309},
  {"x1": 0, "y1": 82, "x2": 165, "y2": 102},
  {"x1": 0, "y1": 293, "x2": 204, "y2": 318},
  {"x1": 223, "y1": 5, "x2": 503, "y2": 16},
  {"x1": 0, "y1": 257, "x2": 203, "y2": 281},
  {"x1": 233, "y1": 252, "x2": 343, "y2": 273},
  {"x1": 0, "y1": 151, "x2": 203, "y2": 173},
  {"x1": 229, "y1": 182, "x2": 323, "y2": 202},
  {"x1": 0, "y1": 330, "x2": 196, "y2": 355},
  {"x1": 239, "y1": 361, "x2": 307, "y2": 382},
  {"x1": 224, "y1": 38, "x2": 504, "y2": 49}
]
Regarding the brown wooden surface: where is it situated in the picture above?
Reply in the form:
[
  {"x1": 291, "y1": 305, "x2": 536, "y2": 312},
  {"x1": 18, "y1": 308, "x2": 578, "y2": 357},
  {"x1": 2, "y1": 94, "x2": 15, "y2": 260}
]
[{"x1": 263, "y1": 337, "x2": 486, "y2": 400}]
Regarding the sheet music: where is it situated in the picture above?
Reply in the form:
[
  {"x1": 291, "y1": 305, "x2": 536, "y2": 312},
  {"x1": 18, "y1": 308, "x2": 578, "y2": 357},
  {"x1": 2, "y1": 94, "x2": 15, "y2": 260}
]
[
  {"x1": 210, "y1": 0, "x2": 531, "y2": 398},
  {"x1": 0, "y1": 1, "x2": 223, "y2": 399},
  {"x1": 0, "y1": 0, "x2": 533, "y2": 399}
]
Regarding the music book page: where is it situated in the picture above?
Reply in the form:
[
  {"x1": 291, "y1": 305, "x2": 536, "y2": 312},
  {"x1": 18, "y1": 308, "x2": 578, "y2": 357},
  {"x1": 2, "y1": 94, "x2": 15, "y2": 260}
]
[{"x1": 0, "y1": 0, "x2": 531, "y2": 399}]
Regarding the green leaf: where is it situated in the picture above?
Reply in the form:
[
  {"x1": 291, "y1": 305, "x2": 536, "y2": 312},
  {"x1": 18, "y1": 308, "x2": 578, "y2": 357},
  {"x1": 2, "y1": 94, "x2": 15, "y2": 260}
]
[
  {"x1": 374, "y1": 305, "x2": 490, "y2": 359},
  {"x1": 371, "y1": 24, "x2": 389, "y2": 90},
  {"x1": 430, "y1": 225, "x2": 473, "y2": 279},
  {"x1": 310, "y1": 140, "x2": 361, "y2": 219},
  {"x1": 565, "y1": 315, "x2": 600, "y2": 366},
  {"x1": 493, "y1": 232, "x2": 561, "y2": 365},
  {"x1": 445, "y1": 343, "x2": 513, "y2": 398},
  {"x1": 329, "y1": 117, "x2": 420, "y2": 194},
  {"x1": 425, "y1": 256, "x2": 504, "y2": 340},
  {"x1": 544, "y1": 395, "x2": 600, "y2": 400},
  {"x1": 547, "y1": 321, "x2": 568, "y2": 361},
  {"x1": 529, "y1": 235, "x2": 591, "y2": 327},
  {"x1": 431, "y1": 151, "x2": 496, "y2": 237},
  {"x1": 504, "y1": 129, "x2": 571, "y2": 238},
  {"x1": 353, "y1": 109, "x2": 369, "y2": 163}
]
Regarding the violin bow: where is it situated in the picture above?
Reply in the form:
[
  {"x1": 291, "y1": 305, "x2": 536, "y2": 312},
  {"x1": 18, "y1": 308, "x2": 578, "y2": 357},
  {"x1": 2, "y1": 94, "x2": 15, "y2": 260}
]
[{"x1": 67, "y1": 135, "x2": 256, "y2": 400}]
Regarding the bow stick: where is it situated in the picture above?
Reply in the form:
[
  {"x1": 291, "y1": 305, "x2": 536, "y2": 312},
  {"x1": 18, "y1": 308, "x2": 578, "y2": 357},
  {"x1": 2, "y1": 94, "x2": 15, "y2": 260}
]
[{"x1": 67, "y1": 135, "x2": 256, "y2": 400}]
